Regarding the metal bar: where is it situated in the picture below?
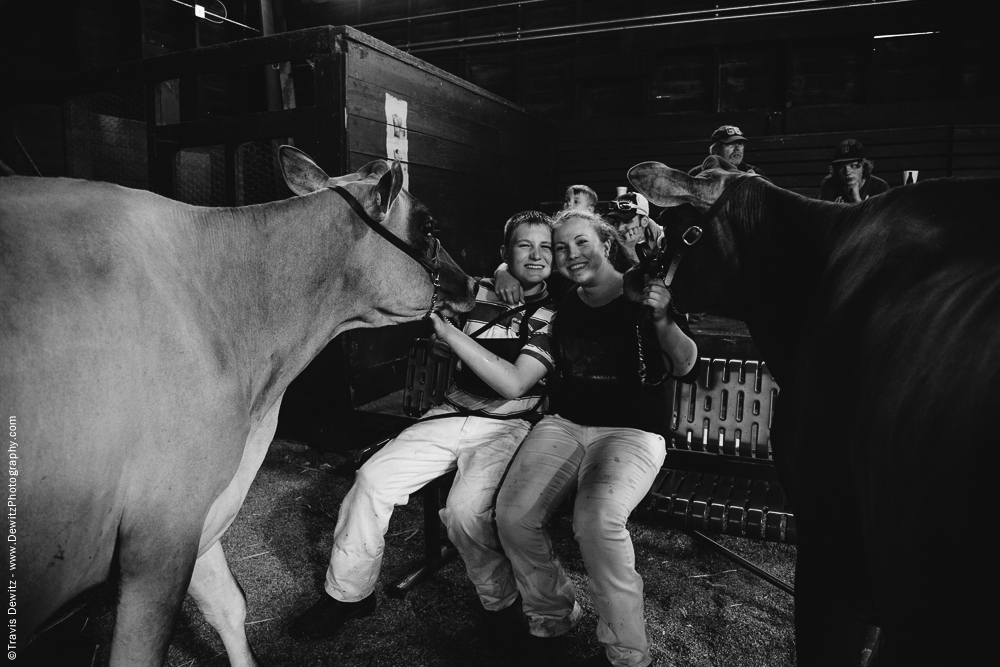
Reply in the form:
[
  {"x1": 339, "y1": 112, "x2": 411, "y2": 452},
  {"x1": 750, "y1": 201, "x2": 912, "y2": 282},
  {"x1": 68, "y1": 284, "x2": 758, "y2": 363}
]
[
  {"x1": 169, "y1": 0, "x2": 261, "y2": 32},
  {"x1": 688, "y1": 529, "x2": 794, "y2": 596},
  {"x1": 408, "y1": 0, "x2": 920, "y2": 54},
  {"x1": 406, "y1": 0, "x2": 835, "y2": 50},
  {"x1": 386, "y1": 546, "x2": 459, "y2": 598},
  {"x1": 355, "y1": 0, "x2": 550, "y2": 29}
]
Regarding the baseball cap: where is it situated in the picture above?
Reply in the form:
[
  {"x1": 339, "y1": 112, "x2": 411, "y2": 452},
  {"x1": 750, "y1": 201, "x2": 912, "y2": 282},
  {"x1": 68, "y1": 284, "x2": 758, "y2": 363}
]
[
  {"x1": 711, "y1": 125, "x2": 748, "y2": 144},
  {"x1": 606, "y1": 192, "x2": 649, "y2": 220},
  {"x1": 830, "y1": 139, "x2": 865, "y2": 164}
]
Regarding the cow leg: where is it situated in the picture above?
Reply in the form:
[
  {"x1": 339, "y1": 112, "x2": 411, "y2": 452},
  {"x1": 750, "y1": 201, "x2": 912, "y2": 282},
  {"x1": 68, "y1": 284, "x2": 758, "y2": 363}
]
[
  {"x1": 793, "y1": 528, "x2": 868, "y2": 666},
  {"x1": 189, "y1": 541, "x2": 260, "y2": 667},
  {"x1": 108, "y1": 534, "x2": 199, "y2": 667}
]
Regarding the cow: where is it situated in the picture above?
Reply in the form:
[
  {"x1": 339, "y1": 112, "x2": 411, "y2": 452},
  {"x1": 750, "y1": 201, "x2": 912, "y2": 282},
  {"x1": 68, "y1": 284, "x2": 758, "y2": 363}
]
[
  {"x1": 625, "y1": 156, "x2": 998, "y2": 666},
  {"x1": 0, "y1": 146, "x2": 476, "y2": 667}
]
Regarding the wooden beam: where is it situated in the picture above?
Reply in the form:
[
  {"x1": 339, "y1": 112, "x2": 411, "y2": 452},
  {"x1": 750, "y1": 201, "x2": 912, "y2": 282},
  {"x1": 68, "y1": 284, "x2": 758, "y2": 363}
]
[{"x1": 22, "y1": 26, "x2": 342, "y2": 103}]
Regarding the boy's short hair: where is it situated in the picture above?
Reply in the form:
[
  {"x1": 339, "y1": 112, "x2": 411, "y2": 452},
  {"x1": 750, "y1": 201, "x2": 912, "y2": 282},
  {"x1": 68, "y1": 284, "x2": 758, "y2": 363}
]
[
  {"x1": 563, "y1": 184, "x2": 598, "y2": 207},
  {"x1": 502, "y1": 210, "x2": 553, "y2": 250}
]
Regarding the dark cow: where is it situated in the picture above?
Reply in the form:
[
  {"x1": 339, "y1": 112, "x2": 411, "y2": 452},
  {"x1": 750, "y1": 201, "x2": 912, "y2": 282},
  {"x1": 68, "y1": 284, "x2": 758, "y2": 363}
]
[
  {"x1": 1, "y1": 147, "x2": 475, "y2": 666},
  {"x1": 627, "y1": 157, "x2": 998, "y2": 665}
]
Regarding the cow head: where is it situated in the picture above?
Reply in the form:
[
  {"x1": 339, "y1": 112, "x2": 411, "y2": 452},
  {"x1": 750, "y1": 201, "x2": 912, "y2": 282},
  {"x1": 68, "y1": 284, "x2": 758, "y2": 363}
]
[
  {"x1": 279, "y1": 146, "x2": 475, "y2": 323},
  {"x1": 624, "y1": 157, "x2": 750, "y2": 318}
]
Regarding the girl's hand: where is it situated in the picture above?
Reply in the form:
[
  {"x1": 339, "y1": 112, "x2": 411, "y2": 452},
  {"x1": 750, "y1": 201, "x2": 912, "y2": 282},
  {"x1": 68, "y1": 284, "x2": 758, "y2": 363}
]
[
  {"x1": 642, "y1": 274, "x2": 673, "y2": 322},
  {"x1": 428, "y1": 312, "x2": 458, "y2": 342},
  {"x1": 495, "y1": 266, "x2": 524, "y2": 305},
  {"x1": 642, "y1": 218, "x2": 665, "y2": 247}
]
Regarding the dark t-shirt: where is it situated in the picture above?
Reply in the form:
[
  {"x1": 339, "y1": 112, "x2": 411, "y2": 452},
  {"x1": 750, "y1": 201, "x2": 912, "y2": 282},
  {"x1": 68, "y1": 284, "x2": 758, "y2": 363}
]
[{"x1": 549, "y1": 290, "x2": 698, "y2": 433}]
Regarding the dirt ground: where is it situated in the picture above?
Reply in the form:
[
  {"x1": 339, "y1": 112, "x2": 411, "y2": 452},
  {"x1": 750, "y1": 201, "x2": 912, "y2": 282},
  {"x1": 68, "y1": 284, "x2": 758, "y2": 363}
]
[{"x1": 26, "y1": 438, "x2": 797, "y2": 667}]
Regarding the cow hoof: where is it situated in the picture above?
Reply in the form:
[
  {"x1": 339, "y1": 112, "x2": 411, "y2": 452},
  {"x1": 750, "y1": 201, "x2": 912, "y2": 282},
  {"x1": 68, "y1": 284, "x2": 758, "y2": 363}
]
[{"x1": 287, "y1": 592, "x2": 377, "y2": 640}]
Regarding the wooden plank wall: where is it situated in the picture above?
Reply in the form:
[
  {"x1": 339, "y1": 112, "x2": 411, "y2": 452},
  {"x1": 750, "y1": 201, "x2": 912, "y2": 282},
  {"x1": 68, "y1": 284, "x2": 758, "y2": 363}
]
[{"x1": 342, "y1": 31, "x2": 552, "y2": 279}]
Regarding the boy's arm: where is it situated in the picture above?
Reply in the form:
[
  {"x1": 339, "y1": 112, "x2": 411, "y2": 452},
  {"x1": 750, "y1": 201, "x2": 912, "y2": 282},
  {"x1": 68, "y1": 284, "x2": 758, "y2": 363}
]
[{"x1": 428, "y1": 313, "x2": 548, "y2": 399}]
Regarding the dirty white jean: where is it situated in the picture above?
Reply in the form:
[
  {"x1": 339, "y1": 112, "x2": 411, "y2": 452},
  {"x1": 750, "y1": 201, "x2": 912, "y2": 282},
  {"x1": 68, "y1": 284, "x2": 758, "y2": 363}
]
[
  {"x1": 496, "y1": 415, "x2": 666, "y2": 667},
  {"x1": 325, "y1": 404, "x2": 527, "y2": 611}
]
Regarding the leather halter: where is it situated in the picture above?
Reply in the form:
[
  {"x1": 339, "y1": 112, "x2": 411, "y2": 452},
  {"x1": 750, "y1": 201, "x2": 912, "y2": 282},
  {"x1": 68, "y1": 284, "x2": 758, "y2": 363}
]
[
  {"x1": 660, "y1": 173, "x2": 760, "y2": 288},
  {"x1": 330, "y1": 184, "x2": 442, "y2": 316},
  {"x1": 635, "y1": 172, "x2": 760, "y2": 386}
]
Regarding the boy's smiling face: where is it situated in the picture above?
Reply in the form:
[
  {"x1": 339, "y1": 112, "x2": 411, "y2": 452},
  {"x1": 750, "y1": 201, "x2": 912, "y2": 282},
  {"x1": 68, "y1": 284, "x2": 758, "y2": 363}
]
[{"x1": 503, "y1": 223, "x2": 552, "y2": 295}]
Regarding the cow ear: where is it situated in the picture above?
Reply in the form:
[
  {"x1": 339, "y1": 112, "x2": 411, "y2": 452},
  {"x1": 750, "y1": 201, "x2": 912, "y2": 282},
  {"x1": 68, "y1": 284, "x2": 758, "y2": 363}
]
[
  {"x1": 356, "y1": 159, "x2": 390, "y2": 180},
  {"x1": 628, "y1": 161, "x2": 714, "y2": 208},
  {"x1": 371, "y1": 160, "x2": 405, "y2": 217},
  {"x1": 279, "y1": 145, "x2": 331, "y2": 195}
]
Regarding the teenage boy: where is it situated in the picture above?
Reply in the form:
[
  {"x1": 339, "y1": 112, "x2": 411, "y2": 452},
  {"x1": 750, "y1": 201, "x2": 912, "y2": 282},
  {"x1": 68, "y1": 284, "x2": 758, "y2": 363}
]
[
  {"x1": 819, "y1": 138, "x2": 890, "y2": 203},
  {"x1": 289, "y1": 211, "x2": 559, "y2": 640},
  {"x1": 605, "y1": 191, "x2": 663, "y2": 264}
]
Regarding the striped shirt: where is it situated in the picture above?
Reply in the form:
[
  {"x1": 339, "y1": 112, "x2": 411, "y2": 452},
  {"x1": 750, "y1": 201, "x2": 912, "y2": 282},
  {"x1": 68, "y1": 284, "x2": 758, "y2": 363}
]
[{"x1": 445, "y1": 279, "x2": 557, "y2": 417}]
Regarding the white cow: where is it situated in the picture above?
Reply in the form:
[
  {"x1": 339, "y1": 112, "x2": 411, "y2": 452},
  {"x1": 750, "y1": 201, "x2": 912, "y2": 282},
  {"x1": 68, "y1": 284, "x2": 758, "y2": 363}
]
[{"x1": 1, "y1": 147, "x2": 475, "y2": 666}]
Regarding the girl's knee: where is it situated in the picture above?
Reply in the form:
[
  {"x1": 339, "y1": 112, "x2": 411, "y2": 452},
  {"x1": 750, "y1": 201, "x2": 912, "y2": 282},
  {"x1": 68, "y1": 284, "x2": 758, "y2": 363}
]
[{"x1": 573, "y1": 501, "x2": 629, "y2": 542}]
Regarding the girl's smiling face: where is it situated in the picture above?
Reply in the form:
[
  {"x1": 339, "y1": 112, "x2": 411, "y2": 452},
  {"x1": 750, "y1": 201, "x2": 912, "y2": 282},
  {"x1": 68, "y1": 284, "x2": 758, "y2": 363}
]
[{"x1": 553, "y1": 216, "x2": 611, "y2": 285}]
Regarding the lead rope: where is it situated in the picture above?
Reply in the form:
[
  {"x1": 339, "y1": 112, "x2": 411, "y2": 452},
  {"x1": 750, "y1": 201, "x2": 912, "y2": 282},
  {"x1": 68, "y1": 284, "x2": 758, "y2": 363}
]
[{"x1": 634, "y1": 173, "x2": 760, "y2": 385}]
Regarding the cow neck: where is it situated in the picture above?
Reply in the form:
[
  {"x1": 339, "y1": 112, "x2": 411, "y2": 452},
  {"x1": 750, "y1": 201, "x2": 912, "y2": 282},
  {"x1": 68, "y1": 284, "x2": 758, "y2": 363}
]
[
  {"x1": 199, "y1": 196, "x2": 362, "y2": 414},
  {"x1": 726, "y1": 180, "x2": 835, "y2": 383}
]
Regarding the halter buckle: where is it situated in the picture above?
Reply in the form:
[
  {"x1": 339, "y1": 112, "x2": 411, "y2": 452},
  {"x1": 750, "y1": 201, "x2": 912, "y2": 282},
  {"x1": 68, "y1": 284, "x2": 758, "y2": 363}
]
[{"x1": 681, "y1": 225, "x2": 703, "y2": 246}]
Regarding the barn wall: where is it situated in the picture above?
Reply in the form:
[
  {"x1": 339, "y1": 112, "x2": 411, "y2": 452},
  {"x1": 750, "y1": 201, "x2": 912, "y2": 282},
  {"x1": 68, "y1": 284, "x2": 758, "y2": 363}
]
[{"x1": 283, "y1": 0, "x2": 997, "y2": 201}]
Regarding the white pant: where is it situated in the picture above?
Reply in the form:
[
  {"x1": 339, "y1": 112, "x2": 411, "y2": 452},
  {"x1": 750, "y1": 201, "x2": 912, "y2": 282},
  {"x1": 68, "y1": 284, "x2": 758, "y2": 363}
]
[
  {"x1": 496, "y1": 415, "x2": 665, "y2": 667},
  {"x1": 325, "y1": 404, "x2": 528, "y2": 611}
]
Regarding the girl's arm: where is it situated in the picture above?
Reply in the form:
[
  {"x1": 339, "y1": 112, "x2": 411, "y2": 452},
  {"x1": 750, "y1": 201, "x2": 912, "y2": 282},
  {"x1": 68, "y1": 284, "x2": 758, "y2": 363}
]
[
  {"x1": 640, "y1": 275, "x2": 699, "y2": 377},
  {"x1": 428, "y1": 313, "x2": 548, "y2": 399}
]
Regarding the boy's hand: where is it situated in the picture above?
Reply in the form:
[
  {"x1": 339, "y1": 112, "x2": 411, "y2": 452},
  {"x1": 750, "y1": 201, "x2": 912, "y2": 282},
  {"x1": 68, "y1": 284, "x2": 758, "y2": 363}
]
[
  {"x1": 494, "y1": 266, "x2": 524, "y2": 305},
  {"x1": 642, "y1": 274, "x2": 673, "y2": 323}
]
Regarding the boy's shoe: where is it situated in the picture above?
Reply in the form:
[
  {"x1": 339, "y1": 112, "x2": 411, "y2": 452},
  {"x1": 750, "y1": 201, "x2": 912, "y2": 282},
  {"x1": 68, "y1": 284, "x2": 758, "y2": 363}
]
[{"x1": 286, "y1": 591, "x2": 377, "y2": 639}]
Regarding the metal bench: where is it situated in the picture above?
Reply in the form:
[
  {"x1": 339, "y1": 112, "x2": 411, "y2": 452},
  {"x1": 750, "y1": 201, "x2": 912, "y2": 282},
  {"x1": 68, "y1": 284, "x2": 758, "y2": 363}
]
[
  {"x1": 638, "y1": 355, "x2": 794, "y2": 595},
  {"x1": 353, "y1": 318, "x2": 795, "y2": 591},
  {"x1": 355, "y1": 320, "x2": 798, "y2": 595}
]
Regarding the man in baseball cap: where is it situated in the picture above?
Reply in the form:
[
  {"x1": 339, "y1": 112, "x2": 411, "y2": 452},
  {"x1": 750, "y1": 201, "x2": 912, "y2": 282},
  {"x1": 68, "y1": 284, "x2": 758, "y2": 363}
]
[
  {"x1": 605, "y1": 191, "x2": 663, "y2": 263},
  {"x1": 819, "y1": 139, "x2": 890, "y2": 203},
  {"x1": 688, "y1": 125, "x2": 767, "y2": 179}
]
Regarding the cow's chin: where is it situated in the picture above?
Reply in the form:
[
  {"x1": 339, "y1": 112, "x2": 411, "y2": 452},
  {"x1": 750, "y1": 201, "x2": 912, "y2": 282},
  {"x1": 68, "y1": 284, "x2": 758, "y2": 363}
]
[{"x1": 433, "y1": 297, "x2": 474, "y2": 320}]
